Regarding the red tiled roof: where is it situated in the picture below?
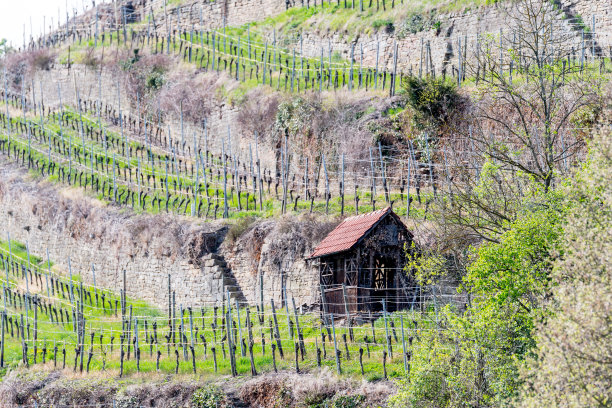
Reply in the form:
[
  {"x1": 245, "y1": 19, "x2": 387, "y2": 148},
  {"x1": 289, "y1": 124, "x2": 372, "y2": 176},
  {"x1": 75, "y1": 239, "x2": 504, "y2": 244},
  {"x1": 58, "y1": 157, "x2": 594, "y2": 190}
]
[{"x1": 309, "y1": 207, "x2": 393, "y2": 258}]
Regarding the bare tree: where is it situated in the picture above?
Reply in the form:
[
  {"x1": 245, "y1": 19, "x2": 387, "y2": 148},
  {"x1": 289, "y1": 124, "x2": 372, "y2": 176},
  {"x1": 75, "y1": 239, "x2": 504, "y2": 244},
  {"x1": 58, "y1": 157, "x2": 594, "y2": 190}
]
[
  {"x1": 440, "y1": 0, "x2": 603, "y2": 243},
  {"x1": 468, "y1": 0, "x2": 602, "y2": 191}
]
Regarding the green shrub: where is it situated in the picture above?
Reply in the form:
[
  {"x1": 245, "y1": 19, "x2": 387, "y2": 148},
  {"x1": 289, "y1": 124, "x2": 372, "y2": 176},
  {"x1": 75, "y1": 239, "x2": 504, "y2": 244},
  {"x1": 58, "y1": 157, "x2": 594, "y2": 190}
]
[
  {"x1": 115, "y1": 396, "x2": 139, "y2": 408},
  {"x1": 146, "y1": 70, "x2": 165, "y2": 91},
  {"x1": 391, "y1": 183, "x2": 566, "y2": 408},
  {"x1": 192, "y1": 385, "x2": 228, "y2": 408},
  {"x1": 303, "y1": 392, "x2": 331, "y2": 407},
  {"x1": 397, "y1": 14, "x2": 439, "y2": 38},
  {"x1": 402, "y1": 75, "x2": 461, "y2": 128},
  {"x1": 372, "y1": 18, "x2": 394, "y2": 32},
  {"x1": 332, "y1": 395, "x2": 366, "y2": 408},
  {"x1": 120, "y1": 49, "x2": 141, "y2": 71},
  {"x1": 407, "y1": 14, "x2": 425, "y2": 33},
  {"x1": 225, "y1": 216, "x2": 257, "y2": 245},
  {"x1": 366, "y1": 373, "x2": 383, "y2": 382}
]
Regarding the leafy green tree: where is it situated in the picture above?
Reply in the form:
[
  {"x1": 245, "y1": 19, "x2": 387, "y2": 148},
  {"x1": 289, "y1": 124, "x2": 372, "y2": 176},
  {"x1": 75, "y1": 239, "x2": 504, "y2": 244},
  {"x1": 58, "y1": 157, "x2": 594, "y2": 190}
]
[
  {"x1": 521, "y1": 128, "x2": 612, "y2": 408},
  {"x1": 392, "y1": 184, "x2": 565, "y2": 408},
  {"x1": 392, "y1": 128, "x2": 611, "y2": 407}
]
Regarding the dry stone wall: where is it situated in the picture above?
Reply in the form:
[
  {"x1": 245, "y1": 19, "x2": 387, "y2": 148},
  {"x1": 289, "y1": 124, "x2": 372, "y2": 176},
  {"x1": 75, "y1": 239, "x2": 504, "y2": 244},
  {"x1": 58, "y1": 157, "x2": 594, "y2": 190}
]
[
  {"x1": 50, "y1": 0, "x2": 610, "y2": 76},
  {"x1": 54, "y1": 0, "x2": 288, "y2": 38},
  {"x1": 0, "y1": 165, "x2": 229, "y2": 308},
  {"x1": 292, "y1": 0, "x2": 610, "y2": 73},
  {"x1": 223, "y1": 217, "x2": 337, "y2": 309},
  {"x1": 0, "y1": 164, "x2": 324, "y2": 309},
  {"x1": 31, "y1": 66, "x2": 277, "y2": 169},
  {"x1": 558, "y1": 0, "x2": 612, "y2": 46},
  {"x1": 225, "y1": 221, "x2": 321, "y2": 308},
  {"x1": 296, "y1": 4, "x2": 511, "y2": 72},
  {"x1": 144, "y1": 0, "x2": 288, "y2": 32},
  {"x1": 134, "y1": 0, "x2": 610, "y2": 75}
]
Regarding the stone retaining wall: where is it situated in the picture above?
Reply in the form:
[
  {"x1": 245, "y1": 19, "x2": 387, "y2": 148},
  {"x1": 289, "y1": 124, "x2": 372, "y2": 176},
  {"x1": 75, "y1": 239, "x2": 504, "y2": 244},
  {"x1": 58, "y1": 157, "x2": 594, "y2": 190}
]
[
  {"x1": 142, "y1": 0, "x2": 610, "y2": 74},
  {"x1": 290, "y1": 0, "x2": 611, "y2": 73},
  {"x1": 0, "y1": 165, "x2": 228, "y2": 308},
  {"x1": 0, "y1": 164, "x2": 322, "y2": 309}
]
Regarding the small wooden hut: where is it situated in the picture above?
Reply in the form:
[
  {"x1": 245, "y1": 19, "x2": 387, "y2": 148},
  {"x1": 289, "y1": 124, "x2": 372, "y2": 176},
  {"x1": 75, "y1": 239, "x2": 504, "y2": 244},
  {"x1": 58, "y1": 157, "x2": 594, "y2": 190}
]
[{"x1": 308, "y1": 207, "x2": 417, "y2": 316}]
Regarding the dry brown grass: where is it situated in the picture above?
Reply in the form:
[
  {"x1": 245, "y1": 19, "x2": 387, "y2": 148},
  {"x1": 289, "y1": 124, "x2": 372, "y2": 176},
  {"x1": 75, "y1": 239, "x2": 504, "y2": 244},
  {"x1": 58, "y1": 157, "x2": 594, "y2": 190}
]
[
  {"x1": 231, "y1": 213, "x2": 339, "y2": 269},
  {"x1": 1, "y1": 49, "x2": 56, "y2": 92},
  {"x1": 0, "y1": 163, "x2": 225, "y2": 264},
  {"x1": 236, "y1": 87, "x2": 280, "y2": 140},
  {"x1": 0, "y1": 368, "x2": 201, "y2": 408},
  {"x1": 155, "y1": 70, "x2": 220, "y2": 125},
  {"x1": 0, "y1": 367, "x2": 395, "y2": 407},
  {"x1": 239, "y1": 368, "x2": 395, "y2": 407}
]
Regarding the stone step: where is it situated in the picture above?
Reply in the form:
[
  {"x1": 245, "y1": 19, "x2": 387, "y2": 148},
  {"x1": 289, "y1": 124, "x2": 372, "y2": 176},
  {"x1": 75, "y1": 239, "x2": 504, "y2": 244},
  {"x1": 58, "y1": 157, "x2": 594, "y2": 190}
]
[
  {"x1": 222, "y1": 275, "x2": 240, "y2": 286},
  {"x1": 203, "y1": 252, "x2": 247, "y2": 303},
  {"x1": 203, "y1": 253, "x2": 229, "y2": 269}
]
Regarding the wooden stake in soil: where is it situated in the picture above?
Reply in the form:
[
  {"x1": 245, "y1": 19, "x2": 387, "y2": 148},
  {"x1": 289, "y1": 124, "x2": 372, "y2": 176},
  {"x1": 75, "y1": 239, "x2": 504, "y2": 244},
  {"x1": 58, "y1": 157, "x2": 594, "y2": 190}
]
[
  {"x1": 383, "y1": 350, "x2": 388, "y2": 379},
  {"x1": 0, "y1": 311, "x2": 4, "y2": 368},
  {"x1": 400, "y1": 315, "x2": 408, "y2": 373},
  {"x1": 270, "y1": 299, "x2": 284, "y2": 358},
  {"x1": 359, "y1": 347, "x2": 365, "y2": 375},
  {"x1": 291, "y1": 297, "x2": 306, "y2": 359},
  {"x1": 226, "y1": 310, "x2": 237, "y2": 376},
  {"x1": 382, "y1": 299, "x2": 392, "y2": 358},
  {"x1": 342, "y1": 284, "x2": 353, "y2": 341},
  {"x1": 119, "y1": 336, "x2": 125, "y2": 377},
  {"x1": 135, "y1": 318, "x2": 140, "y2": 372},
  {"x1": 246, "y1": 308, "x2": 257, "y2": 376},
  {"x1": 342, "y1": 333, "x2": 350, "y2": 360},
  {"x1": 271, "y1": 343, "x2": 278, "y2": 373},
  {"x1": 294, "y1": 342, "x2": 300, "y2": 373},
  {"x1": 331, "y1": 313, "x2": 341, "y2": 374}
]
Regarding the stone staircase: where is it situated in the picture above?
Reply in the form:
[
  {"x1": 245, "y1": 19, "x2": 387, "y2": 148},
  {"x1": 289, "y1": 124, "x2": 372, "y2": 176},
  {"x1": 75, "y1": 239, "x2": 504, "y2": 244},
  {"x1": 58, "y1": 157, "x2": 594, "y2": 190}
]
[{"x1": 202, "y1": 253, "x2": 247, "y2": 304}]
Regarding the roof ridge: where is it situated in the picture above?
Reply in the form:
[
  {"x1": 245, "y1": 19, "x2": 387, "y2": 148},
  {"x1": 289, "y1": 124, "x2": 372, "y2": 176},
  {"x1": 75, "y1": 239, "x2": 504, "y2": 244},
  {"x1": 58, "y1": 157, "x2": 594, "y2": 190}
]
[
  {"x1": 341, "y1": 206, "x2": 390, "y2": 222},
  {"x1": 309, "y1": 206, "x2": 394, "y2": 259}
]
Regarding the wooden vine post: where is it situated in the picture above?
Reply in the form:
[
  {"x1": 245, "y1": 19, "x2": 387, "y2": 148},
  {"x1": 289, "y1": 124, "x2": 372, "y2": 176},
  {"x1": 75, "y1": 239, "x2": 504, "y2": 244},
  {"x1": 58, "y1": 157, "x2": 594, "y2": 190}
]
[
  {"x1": 270, "y1": 299, "x2": 284, "y2": 358},
  {"x1": 246, "y1": 307, "x2": 257, "y2": 376},
  {"x1": 330, "y1": 313, "x2": 341, "y2": 374}
]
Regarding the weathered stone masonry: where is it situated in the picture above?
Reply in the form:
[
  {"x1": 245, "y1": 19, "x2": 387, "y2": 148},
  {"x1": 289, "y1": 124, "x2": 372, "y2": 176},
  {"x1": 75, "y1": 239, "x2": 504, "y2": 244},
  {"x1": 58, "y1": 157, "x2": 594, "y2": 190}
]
[{"x1": 0, "y1": 167, "x2": 321, "y2": 309}]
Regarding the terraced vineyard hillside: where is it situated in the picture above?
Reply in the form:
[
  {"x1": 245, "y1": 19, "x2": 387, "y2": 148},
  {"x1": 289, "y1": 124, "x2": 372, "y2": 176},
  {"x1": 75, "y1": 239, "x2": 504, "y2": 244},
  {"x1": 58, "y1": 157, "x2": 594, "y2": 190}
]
[{"x1": 0, "y1": 0, "x2": 611, "y2": 407}]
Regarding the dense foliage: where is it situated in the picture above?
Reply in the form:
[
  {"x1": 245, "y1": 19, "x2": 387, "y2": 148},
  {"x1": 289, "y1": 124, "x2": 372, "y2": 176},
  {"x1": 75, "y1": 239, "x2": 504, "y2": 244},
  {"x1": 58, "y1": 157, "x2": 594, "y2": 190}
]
[
  {"x1": 392, "y1": 128, "x2": 611, "y2": 407},
  {"x1": 392, "y1": 186, "x2": 564, "y2": 407},
  {"x1": 402, "y1": 75, "x2": 462, "y2": 129},
  {"x1": 521, "y1": 129, "x2": 612, "y2": 408}
]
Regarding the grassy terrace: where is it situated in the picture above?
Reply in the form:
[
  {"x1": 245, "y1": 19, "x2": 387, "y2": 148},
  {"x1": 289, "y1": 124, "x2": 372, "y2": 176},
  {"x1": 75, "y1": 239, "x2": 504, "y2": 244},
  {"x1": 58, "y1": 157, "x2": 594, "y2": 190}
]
[
  {"x1": 221, "y1": 0, "x2": 496, "y2": 40},
  {"x1": 55, "y1": 1, "x2": 500, "y2": 99},
  {"x1": 163, "y1": 0, "x2": 497, "y2": 39},
  {"x1": 0, "y1": 97, "x2": 433, "y2": 220},
  {"x1": 59, "y1": 25, "x2": 400, "y2": 99},
  {"x1": 55, "y1": 0, "x2": 608, "y2": 106},
  {"x1": 0, "y1": 237, "x2": 437, "y2": 379}
]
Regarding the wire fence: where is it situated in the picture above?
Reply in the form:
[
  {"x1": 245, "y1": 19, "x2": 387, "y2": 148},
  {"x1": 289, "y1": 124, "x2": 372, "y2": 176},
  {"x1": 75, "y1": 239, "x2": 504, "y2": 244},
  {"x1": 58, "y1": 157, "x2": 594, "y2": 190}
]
[
  {"x1": 0, "y1": 233, "x2": 469, "y2": 382},
  {"x1": 0, "y1": 78, "x2": 589, "y2": 220},
  {"x1": 16, "y1": 0, "x2": 612, "y2": 98}
]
